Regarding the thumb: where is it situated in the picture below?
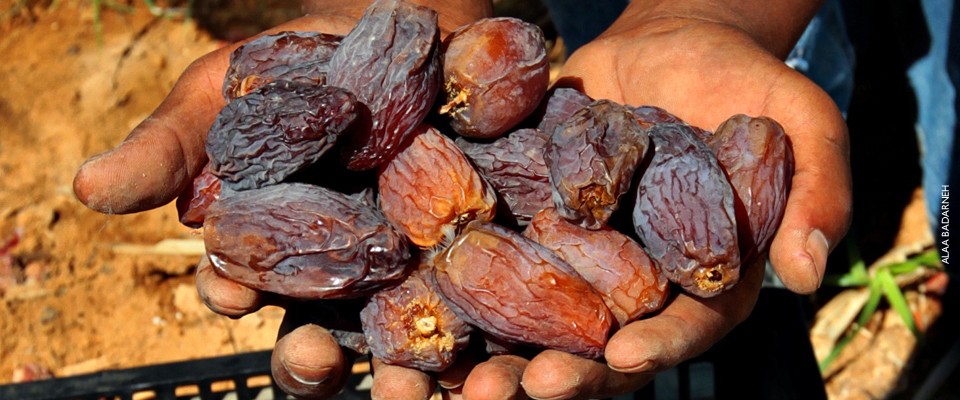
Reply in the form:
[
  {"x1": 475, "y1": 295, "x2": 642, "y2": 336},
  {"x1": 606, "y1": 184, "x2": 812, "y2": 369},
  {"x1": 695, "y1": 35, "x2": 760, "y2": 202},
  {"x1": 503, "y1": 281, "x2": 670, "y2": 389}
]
[
  {"x1": 72, "y1": 15, "x2": 359, "y2": 214},
  {"x1": 72, "y1": 47, "x2": 230, "y2": 214},
  {"x1": 767, "y1": 79, "x2": 852, "y2": 294}
]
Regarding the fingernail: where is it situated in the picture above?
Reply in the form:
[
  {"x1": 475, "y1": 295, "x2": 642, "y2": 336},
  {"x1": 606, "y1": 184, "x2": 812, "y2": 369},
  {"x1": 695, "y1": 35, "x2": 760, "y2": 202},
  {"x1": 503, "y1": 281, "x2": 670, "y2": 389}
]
[
  {"x1": 608, "y1": 360, "x2": 654, "y2": 374},
  {"x1": 805, "y1": 229, "x2": 829, "y2": 288},
  {"x1": 282, "y1": 360, "x2": 331, "y2": 386},
  {"x1": 437, "y1": 380, "x2": 463, "y2": 390}
]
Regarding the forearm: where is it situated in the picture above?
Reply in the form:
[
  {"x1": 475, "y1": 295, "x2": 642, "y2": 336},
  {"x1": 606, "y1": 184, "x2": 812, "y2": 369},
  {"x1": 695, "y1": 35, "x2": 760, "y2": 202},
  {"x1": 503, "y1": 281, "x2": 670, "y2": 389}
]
[
  {"x1": 611, "y1": 0, "x2": 825, "y2": 59},
  {"x1": 301, "y1": 0, "x2": 493, "y2": 36}
]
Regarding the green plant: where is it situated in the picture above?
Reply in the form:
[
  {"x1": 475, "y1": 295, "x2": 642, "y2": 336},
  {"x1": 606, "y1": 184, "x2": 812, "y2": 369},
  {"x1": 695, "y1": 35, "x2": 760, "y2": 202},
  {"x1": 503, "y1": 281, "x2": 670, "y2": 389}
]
[{"x1": 818, "y1": 242, "x2": 941, "y2": 372}]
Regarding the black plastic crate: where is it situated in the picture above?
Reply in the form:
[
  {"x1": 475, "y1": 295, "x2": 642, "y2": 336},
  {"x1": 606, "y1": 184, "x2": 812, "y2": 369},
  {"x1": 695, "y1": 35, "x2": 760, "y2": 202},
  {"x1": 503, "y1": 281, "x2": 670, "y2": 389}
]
[{"x1": 0, "y1": 350, "x2": 371, "y2": 400}]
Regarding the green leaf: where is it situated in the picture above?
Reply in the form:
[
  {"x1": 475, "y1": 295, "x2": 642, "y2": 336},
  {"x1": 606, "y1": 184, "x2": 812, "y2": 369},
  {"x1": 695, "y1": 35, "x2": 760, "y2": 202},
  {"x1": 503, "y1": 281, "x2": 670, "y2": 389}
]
[
  {"x1": 878, "y1": 268, "x2": 920, "y2": 337},
  {"x1": 819, "y1": 278, "x2": 883, "y2": 373}
]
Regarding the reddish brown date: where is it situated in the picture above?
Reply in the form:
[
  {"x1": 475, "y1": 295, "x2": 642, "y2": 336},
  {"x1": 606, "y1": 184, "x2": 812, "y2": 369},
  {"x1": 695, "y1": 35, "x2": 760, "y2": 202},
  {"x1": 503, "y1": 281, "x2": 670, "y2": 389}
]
[
  {"x1": 360, "y1": 269, "x2": 471, "y2": 372},
  {"x1": 176, "y1": 161, "x2": 221, "y2": 229},
  {"x1": 708, "y1": 115, "x2": 793, "y2": 264},
  {"x1": 523, "y1": 208, "x2": 669, "y2": 327},
  {"x1": 378, "y1": 125, "x2": 497, "y2": 248},
  {"x1": 432, "y1": 221, "x2": 613, "y2": 359},
  {"x1": 545, "y1": 100, "x2": 649, "y2": 229},
  {"x1": 633, "y1": 124, "x2": 740, "y2": 298},
  {"x1": 204, "y1": 183, "x2": 411, "y2": 299},
  {"x1": 327, "y1": 0, "x2": 440, "y2": 171},
  {"x1": 439, "y1": 17, "x2": 550, "y2": 139},
  {"x1": 455, "y1": 128, "x2": 551, "y2": 226},
  {"x1": 206, "y1": 81, "x2": 360, "y2": 191},
  {"x1": 222, "y1": 31, "x2": 341, "y2": 101}
]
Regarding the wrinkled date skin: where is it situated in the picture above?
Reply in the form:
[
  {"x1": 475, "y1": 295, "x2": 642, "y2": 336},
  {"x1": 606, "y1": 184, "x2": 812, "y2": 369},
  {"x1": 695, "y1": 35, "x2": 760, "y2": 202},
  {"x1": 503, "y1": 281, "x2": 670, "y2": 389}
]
[
  {"x1": 439, "y1": 17, "x2": 550, "y2": 139},
  {"x1": 222, "y1": 31, "x2": 341, "y2": 101},
  {"x1": 432, "y1": 221, "x2": 613, "y2": 359},
  {"x1": 633, "y1": 124, "x2": 740, "y2": 298},
  {"x1": 360, "y1": 269, "x2": 471, "y2": 372},
  {"x1": 535, "y1": 87, "x2": 594, "y2": 137},
  {"x1": 176, "y1": 161, "x2": 221, "y2": 229},
  {"x1": 327, "y1": 0, "x2": 441, "y2": 171},
  {"x1": 628, "y1": 104, "x2": 684, "y2": 129},
  {"x1": 523, "y1": 208, "x2": 669, "y2": 327},
  {"x1": 206, "y1": 81, "x2": 360, "y2": 191},
  {"x1": 379, "y1": 125, "x2": 497, "y2": 248},
  {"x1": 545, "y1": 100, "x2": 649, "y2": 230},
  {"x1": 708, "y1": 115, "x2": 793, "y2": 264},
  {"x1": 456, "y1": 128, "x2": 551, "y2": 226},
  {"x1": 204, "y1": 183, "x2": 412, "y2": 299}
]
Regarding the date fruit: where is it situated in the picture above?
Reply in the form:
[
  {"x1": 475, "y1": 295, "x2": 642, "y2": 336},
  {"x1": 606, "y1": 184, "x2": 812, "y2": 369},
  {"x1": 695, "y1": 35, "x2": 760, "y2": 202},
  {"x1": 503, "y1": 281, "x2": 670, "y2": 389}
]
[
  {"x1": 456, "y1": 128, "x2": 551, "y2": 226},
  {"x1": 628, "y1": 104, "x2": 684, "y2": 129},
  {"x1": 223, "y1": 31, "x2": 341, "y2": 101},
  {"x1": 176, "y1": 161, "x2": 221, "y2": 229},
  {"x1": 439, "y1": 17, "x2": 550, "y2": 139},
  {"x1": 708, "y1": 115, "x2": 793, "y2": 264},
  {"x1": 633, "y1": 124, "x2": 740, "y2": 298},
  {"x1": 545, "y1": 100, "x2": 649, "y2": 229},
  {"x1": 535, "y1": 87, "x2": 594, "y2": 137},
  {"x1": 360, "y1": 268, "x2": 471, "y2": 371},
  {"x1": 206, "y1": 81, "x2": 360, "y2": 191},
  {"x1": 432, "y1": 221, "x2": 613, "y2": 359},
  {"x1": 523, "y1": 208, "x2": 669, "y2": 327},
  {"x1": 327, "y1": 0, "x2": 441, "y2": 171},
  {"x1": 379, "y1": 125, "x2": 497, "y2": 248},
  {"x1": 204, "y1": 183, "x2": 411, "y2": 299}
]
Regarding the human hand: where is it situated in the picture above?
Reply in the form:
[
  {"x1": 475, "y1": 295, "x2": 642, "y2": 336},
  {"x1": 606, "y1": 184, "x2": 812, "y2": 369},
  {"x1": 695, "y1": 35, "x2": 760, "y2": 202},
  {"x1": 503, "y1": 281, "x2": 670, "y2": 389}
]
[
  {"x1": 71, "y1": 2, "x2": 491, "y2": 397},
  {"x1": 453, "y1": 10, "x2": 851, "y2": 400}
]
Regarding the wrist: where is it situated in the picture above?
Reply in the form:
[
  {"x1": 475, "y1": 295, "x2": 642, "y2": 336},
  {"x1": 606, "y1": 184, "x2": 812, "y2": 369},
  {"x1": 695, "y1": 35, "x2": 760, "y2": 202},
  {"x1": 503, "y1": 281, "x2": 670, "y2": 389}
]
[
  {"x1": 610, "y1": 0, "x2": 823, "y2": 59},
  {"x1": 301, "y1": 0, "x2": 492, "y2": 37}
]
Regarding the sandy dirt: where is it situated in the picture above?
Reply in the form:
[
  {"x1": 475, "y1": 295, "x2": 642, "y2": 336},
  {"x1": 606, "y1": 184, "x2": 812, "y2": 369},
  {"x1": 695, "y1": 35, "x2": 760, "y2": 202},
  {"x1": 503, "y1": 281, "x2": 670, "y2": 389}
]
[{"x1": 0, "y1": 1, "x2": 284, "y2": 382}]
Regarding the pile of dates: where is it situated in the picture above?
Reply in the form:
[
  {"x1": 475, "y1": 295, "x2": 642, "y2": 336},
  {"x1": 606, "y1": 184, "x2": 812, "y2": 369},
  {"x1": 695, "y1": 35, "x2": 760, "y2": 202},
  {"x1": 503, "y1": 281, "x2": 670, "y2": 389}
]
[{"x1": 177, "y1": 0, "x2": 793, "y2": 372}]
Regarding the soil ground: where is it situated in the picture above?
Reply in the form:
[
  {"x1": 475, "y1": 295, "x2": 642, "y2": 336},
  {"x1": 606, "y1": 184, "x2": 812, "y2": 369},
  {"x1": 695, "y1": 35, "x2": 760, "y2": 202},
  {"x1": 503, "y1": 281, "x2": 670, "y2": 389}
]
[{"x1": 0, "y1": 0, "x2": 286, "y2": 382}]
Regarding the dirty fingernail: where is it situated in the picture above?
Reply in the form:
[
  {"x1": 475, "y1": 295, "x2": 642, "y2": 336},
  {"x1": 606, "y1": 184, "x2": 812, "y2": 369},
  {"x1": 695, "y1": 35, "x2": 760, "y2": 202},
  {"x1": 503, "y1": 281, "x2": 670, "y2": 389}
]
[
  {"x1": 805, "y1": 229, "x2": 829, "y2": 288},
  {"x1": 282, "y1": 360, "x2": 332, "y2": 386}
]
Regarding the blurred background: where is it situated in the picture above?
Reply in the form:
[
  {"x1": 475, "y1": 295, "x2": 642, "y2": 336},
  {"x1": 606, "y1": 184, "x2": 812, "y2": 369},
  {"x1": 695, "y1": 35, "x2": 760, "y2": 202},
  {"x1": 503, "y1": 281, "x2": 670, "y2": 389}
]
[{"x1": 0, "y1": 1, "x2": 955, "y2": 399}]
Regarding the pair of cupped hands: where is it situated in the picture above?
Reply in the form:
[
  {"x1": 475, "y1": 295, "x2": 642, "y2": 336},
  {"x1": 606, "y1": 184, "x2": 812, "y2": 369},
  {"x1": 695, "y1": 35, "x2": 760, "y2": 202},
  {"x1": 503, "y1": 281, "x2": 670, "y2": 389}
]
[{"x1": 72, "y1": 1, "x2": 851, "y2": 398}]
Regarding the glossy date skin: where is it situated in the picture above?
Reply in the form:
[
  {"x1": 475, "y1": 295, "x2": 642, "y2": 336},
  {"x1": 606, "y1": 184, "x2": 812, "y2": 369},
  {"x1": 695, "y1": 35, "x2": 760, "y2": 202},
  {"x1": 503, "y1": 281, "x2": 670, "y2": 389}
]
[
  {"x1": 360, "y1": 268, "x2": 472, "y2": 372},
  {"x1": 523, "y1": 208, "x2": 669, "y2": 327},
  {"x1": 455, "y1": 128, "x2": 552, "y2": 226},
  {"x1": 204, "y1": 183, "x2": 411, "y2": 299},
  {"x1": 378, "y1": 125, "x2": 497, "y2": 248},
  {"x1": 222, "y1": 31, "x2": 342, "y2": 101},
  {"x1": 439, "y1": 17, "x2": 550, "y2": 139},
  {"x1": 175, "y1": 161, "x2": 221, "y2": 229},
  {"x1": 206, "y1": 81, "x2": 360, "y2": 191},
  {"x1": 633, "y1": 123, "x2": 740, "y2": 298},
  {"x1": 708, "y1": 114, "x2": 793, "y2": 264},
  {"x1": 545, "y1": 100, "x2": 649, "y2": 230},
  {"x1": 432, "y1": 221, "x2": 614, "y2": 359},
  {"x1": 327, "y1": 0, "x2": 441, "y2": 171}
]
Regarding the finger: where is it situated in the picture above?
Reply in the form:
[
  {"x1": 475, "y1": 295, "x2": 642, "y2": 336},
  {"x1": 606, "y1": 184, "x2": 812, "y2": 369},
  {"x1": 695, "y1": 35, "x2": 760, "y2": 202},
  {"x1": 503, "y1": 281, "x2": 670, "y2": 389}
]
[
  {"x1": 604, "y1": 259, "x2": 764, "y2": 374},
  {"x1": 72, "y1": 16, "x2": 357, "y2": 215},
  {"x1": 72, "y1": 45, "x2": 229, "y2": 214},
  {"x1": 272, "y1": 323, "x2": 351, "y2": 399},
  {"x1": 370, "y1": 358, "x2": 435, "y2": 400},
  {"x1": 195, "y1": 256, "x2": 265, "y2": 318},
  {"x1": 766, "y1": 76, "x2": 852, "y2": 294},
  {"x1": 461, "y1": 355, "x2": 529, "y2": 400},
  {"x1": 521, "y1": 350, "x2": 654, "y2": 400}
]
